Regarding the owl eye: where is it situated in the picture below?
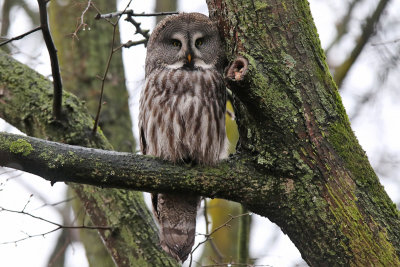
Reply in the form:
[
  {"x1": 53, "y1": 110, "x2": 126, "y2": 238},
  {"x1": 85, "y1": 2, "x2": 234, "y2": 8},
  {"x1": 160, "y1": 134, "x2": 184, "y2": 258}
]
[
  {"x1": 195, "y1": 38, "x2": 204, "y2": 48},
  {"x1": 171, "y1": 39, "x2": 182, "y2": 47}
]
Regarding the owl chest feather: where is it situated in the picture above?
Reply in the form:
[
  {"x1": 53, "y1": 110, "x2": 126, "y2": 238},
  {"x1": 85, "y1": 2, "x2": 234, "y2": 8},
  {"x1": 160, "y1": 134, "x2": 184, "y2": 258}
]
[{"x1": 139, "y1": 68, "x2": 228, "y2": 164}]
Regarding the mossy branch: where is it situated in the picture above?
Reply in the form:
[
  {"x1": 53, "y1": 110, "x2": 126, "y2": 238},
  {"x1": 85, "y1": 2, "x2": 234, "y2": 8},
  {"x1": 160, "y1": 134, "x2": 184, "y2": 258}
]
[{"x1": 0, "y1": 131, "x2": 273, "y2": 213}]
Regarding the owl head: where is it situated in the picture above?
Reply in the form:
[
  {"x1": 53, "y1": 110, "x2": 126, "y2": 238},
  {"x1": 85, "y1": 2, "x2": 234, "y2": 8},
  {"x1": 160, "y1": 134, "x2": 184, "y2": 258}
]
[{"x1": 145, "y1": 13, "x2": 225, "y2": 75}]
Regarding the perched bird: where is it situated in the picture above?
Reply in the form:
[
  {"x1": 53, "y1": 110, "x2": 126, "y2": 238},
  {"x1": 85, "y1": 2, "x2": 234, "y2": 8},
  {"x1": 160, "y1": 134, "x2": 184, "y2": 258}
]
[{"x1": 139, "y1": 12, "x2": 228, "y2": 262}]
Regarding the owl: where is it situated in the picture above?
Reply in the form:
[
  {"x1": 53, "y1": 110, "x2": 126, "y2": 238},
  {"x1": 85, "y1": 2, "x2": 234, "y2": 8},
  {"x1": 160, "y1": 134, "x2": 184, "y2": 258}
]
[{"x1": 138, "y1": 13, "x2": 228, "y2": 262}]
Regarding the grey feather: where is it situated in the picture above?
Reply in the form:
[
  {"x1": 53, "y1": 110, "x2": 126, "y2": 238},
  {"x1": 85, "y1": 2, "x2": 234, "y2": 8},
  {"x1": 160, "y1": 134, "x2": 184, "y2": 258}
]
[{"x1": 139, "y1": 12, "x2": 228, "y2": 262}]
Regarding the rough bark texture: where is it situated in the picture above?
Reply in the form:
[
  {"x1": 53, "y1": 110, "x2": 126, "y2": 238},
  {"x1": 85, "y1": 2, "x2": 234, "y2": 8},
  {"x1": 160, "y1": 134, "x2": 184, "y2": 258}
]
[
  {"x1": 1, "y1": 0, "x2": 400, "y2": 266},
  {"x1": 206, "y1": 0, "x2": 400, "y2": 265}
]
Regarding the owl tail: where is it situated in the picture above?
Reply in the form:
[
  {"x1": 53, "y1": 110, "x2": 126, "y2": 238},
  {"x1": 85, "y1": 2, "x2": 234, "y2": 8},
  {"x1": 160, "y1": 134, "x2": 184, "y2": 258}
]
[{"x1": 152, "y1": 193, "x2": 200, "y2": 263}]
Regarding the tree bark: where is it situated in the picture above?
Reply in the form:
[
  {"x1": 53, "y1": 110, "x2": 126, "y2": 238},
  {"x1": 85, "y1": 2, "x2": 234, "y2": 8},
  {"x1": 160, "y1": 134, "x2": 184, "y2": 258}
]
[
  {"x1": 1, "y1": 0, "x2": 400, "y2": 266},
  {"x1": 206, "y1": 0, "x2": 400, "y2": 265}
]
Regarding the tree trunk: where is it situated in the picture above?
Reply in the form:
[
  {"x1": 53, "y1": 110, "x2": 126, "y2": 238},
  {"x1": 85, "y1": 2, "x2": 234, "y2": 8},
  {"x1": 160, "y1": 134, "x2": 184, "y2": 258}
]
[{"x1": 207, "y1": 0, "x2": 400, "y2": 265}]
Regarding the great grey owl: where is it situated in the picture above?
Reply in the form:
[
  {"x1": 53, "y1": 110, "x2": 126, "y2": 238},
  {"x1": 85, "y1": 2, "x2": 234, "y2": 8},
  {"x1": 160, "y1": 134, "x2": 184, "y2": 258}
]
[{"x1": 138, "y1": 12, "x2": 228, "y2": 262}]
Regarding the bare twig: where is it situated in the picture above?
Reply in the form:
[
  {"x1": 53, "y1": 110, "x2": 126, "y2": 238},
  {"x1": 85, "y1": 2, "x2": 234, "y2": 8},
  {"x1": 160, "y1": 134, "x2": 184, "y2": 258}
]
[
  {"x1": 37, "y1": 0, "x2": 63, "y2": 120},
  {"x1": 34, "y1": 196, "x2": 76, "y2": 211},
  {"x1": 92, "y1": 0, "x2": 132, "y2": 134},
  {"x1": 94, "y1": 9, "x2": 178, "y2": 20},
  {"x1": 124, "y1": 15, "x2": 150, "y2": 46},
  {"x1": 0, "y1": 26, "x2": 42, "y2": 47},
  {"x1": 92, "y1": 23, "x2": 116, "y2": 134},
  {"x1": 94, "y1": 9, "x2": 178, "y2": 48},
  {"x1": 371, "y1": 38, "x2": 400, "y2": 46},
  {"x1": 22, "y1": 194, "x2": 34, "y2": 212},
  {"x1": 0, "y1": 206, "x2": 112, "y2": 245},
  {"x1": 71, "y1": 0, "x2": 93, "y2": 40},
  {"x1": 115, "y1": 39, "x2": 147, "y2": 50},
  {"x1": 189, "y1": 213, "x2": 251, "y2": 267}
]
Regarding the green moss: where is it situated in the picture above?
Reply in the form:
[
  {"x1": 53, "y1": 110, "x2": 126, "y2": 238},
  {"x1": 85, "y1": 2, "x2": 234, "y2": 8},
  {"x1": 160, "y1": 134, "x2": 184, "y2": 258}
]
[
  {"x1": 326, "y1": 183, "x2": 400, "y2": 265},
  {"x1": 254, "y1": 1, "x2": 268, "y2": 11},
  {"x1": 281, "y1": 52, "x2": 296, "y2": 70},
  {"x1": 10, "y1": 139, "x2": 33, "y2": 156},
  {"x1": 327, "y1": 121, "x2": 376, "y2": 187}
]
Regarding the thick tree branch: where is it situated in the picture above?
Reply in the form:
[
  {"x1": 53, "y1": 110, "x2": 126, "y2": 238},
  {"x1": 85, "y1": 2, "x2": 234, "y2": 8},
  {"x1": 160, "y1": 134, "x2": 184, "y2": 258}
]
[{"x1": 0, "y1": 132, "x2": 272, "y2": 213}]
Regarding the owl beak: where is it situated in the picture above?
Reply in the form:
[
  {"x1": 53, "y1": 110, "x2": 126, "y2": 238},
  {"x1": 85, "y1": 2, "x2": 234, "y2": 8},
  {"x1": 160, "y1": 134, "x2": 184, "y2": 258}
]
[{"x1": 187, "y1": 53, "x2": 192, "y2": 63}]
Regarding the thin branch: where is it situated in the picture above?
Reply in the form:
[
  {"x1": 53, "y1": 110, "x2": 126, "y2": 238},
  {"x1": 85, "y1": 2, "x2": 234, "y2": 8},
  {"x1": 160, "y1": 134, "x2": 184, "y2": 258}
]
[
  {"x1": 94, "y1": 9, "x2": 178, "y2": 20},
  {"x1": 0, "y1": 206, "x2": 112, "y2": 245},
  {"x1": 333, "y1": 0, "x2": 391, "y2": 88},
  {"x1": 92, "y1": 0, "x2": 132, "y2": 134},
  {"x1": 47, "y1": 233, "x2": 71, "y2": 267},
  {"x1": 71, "y1": 0, "x2": 93, "y2": 40},
  {"x1": 94, "y1": 9, "x2": 178, "y2": 48},
  {"x1": 0, "y1": 26, "x2": 42, "y2": 47},
  {"x1": 371, "y1": 38, "x2": 400, "y2": 46},
  {"x1": 115, "y1": 39, "x2": 147, "y2": 50},
  {"x1": 34, "y1": 197, "x2": 76, "y2": 211},
  {"x1": 124, "y1": 15, "x2": 150, "y2": 46},
  {"x1": 92, "y1": 23, "x2": 118, "y2": 134},
  {"x1": 37, "y1": 0, "x2": 63, "y2": 120},
  {"x1": 189, "y1": 213, "x2": 251, "y2": 267},
  {"x1": 325, "y1": 0, "x2": 361, "y2": 54},
  {"x1": 22, "y1": 194, "x2": 34, "y2": 212}
]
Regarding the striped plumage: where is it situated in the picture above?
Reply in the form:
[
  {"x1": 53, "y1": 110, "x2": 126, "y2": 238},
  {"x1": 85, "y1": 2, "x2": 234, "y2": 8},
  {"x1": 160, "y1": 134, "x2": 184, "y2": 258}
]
[
  {"x1": 140, "y1": 68, "x2": 227, "y2": 164},
  {"x1": 138, "y1": 13, "x2": 227, "y2": 262}
]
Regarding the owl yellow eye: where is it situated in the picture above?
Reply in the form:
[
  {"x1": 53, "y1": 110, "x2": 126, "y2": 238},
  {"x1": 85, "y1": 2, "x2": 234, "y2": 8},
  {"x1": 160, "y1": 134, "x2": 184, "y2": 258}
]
[
  {"x1": 195, "y1": 38, "x2": 204, "y2": 48},
  {"x1": 172, "y1": 39, "x2": 181, "y2": 47}
]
